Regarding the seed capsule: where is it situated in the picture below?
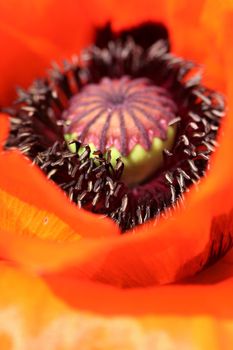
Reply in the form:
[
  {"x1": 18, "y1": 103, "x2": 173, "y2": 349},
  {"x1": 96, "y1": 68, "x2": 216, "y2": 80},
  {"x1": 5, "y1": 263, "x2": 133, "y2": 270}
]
[{"x1": 63, "y1": 76, "x2": 177, "y2": 185}]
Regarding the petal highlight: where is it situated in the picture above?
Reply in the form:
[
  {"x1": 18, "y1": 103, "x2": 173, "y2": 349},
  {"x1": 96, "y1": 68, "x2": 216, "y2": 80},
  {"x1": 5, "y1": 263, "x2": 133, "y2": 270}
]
[{"x1": 0, "y1": 188, "x2": 81, "y2": 242}]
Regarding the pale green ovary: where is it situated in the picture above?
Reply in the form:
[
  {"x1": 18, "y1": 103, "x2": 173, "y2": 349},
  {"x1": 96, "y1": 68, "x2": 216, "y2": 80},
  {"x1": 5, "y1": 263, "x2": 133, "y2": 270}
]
[
  {"x1": 64, "y1": 126, "x2": 176, "y2": 186},
  {"x1": 110, "y1": 126, "x2": 176, "y2": 185}
]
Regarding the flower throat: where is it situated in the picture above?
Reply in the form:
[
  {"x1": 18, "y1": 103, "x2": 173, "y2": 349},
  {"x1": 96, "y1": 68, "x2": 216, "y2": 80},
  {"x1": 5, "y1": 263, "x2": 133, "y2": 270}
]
[{"x1": 5, "y1": 26, "x2": 225, "y2": 232}]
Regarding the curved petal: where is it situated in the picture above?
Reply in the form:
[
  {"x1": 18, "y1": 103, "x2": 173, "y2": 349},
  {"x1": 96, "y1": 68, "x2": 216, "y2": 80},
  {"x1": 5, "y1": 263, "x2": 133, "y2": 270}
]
[
  {"x1": 0, "y1": 257, "x2": 233, "y2": 349},
  {"x1": 0, "y1": 189, "x2": 82, "y2": 242},
  {"x1": 44, "y1": 248, "x2": 233, "y2": 318},
  {"x1": 0, "y1": 22, "x2": 58, "y2": 105}
]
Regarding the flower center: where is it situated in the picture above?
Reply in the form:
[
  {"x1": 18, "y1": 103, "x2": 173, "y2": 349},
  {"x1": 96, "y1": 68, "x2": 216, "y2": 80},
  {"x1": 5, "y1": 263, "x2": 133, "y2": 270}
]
[
  {"x1": 63, "y1": 76, "x2": 177, "y2": 185},
  {"x1": 5, "y1": 36, "x2": 224, "y2": 232}
]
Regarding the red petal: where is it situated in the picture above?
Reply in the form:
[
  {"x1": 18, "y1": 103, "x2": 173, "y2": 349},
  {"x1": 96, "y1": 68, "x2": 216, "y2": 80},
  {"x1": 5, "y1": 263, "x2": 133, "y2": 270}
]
[
  {"x1": 0, "y1": 0, "x2": 94, "y2": 104},
  {"x1": 0, "y1": 255, "x2": 233, "y2": 349}
]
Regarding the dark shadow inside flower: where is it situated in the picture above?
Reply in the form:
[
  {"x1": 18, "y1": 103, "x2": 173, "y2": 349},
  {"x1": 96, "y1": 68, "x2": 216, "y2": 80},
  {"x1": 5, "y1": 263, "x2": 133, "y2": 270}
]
[{"x1": 94, "y1": 21, "x2": 169, "y2": 50}]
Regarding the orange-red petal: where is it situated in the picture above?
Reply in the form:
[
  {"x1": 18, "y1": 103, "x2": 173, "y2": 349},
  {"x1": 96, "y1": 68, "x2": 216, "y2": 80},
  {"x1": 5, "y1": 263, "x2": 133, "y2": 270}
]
[
  {"x1": 0, "y1": 0, "x2": 94, "y2": 104},
  {"x1": 1, "y1": 254, "x2": 233, "y2": 349}
]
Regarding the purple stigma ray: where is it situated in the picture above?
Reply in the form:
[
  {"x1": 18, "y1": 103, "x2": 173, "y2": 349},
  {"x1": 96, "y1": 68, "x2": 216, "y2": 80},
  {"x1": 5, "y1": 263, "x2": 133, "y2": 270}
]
[
  {"x1": 119, "y1": 110, "x2": 128, "y2": 156},
  {"x1": 100, "y1": 111, "x2": 113, "y2": 152}
]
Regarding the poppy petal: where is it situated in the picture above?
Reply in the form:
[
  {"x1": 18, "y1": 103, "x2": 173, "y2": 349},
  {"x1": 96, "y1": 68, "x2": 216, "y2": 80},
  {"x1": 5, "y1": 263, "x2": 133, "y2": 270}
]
[
  {"x1": 0, "y1": 257, "x2": 233, "y2": 349},
  {"x1": 0, "y1": 0, "x2": 94, "y2": 104},
  {"x1": 0, "y1": 0, "x2": 94, "y2": 53},
  {"x1": 0, "y1": 188, "x2": 81, "y2": 242},
  {"x1": 44, "y1": 248, "x2": 233, "y2": 318},
  {"x1": 80, "y1": 0, "x2": 169, "y2": 31},
  {"x1": 0, "y1": 23, "x2": 57, "y2": 105}
]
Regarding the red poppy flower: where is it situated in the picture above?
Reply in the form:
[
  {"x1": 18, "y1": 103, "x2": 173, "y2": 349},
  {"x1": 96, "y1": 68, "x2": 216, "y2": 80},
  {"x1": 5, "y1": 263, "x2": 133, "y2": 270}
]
[{"x1": 1, "y1": 0, "x2": 233, "y2": 348}]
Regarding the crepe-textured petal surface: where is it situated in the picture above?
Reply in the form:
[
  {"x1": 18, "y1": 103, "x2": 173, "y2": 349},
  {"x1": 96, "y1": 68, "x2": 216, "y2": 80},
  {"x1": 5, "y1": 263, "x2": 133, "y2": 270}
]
[{"x1": 1, "y1": 0, "x2": 233, "y2": 348}]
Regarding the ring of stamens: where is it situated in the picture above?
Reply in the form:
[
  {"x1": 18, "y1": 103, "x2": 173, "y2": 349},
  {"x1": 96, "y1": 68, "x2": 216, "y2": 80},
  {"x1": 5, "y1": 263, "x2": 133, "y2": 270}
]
[{"x1": 5, "y1": 37, "x2": 225, "y2": 232}]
